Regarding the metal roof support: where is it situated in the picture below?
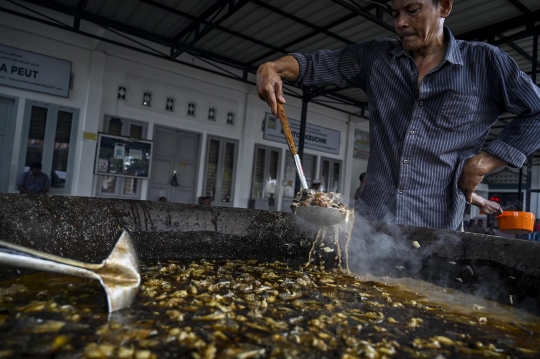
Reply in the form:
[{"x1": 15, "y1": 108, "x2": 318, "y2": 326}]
[
  {"x1": 525, "y1": 27, "x2": 537, "y2": 212},
  {"x1": 73, "y1": 0, "x2": 88, "y2": 31},
  {"x1": 496, "y1": 33, "x2": 540, "y2": 75},
  {"x1": 171, "y1": 0, "x2": 250, "y2": 59},
  {"x1": 247, "y1": 12, "x2": 358, "y2": 64},
  {"x1": 138, "y1": 0, "x2": 290, "y2": 58},
  {"x1": 506, "y1": 0, "x2": 531, "y2": 15},
  {"x1": 492, "y1": 24, "x2": 540, "y2": 46},
  {"x1": 295, "y1": 87, "x2": 310, "y2": 194},
  {"x1": 249, "y1": 0, "x2": 354, "y2": 45},
  {"x1": 457, "y1": 9, "x2": 540, "y2": 42},
  {"x1": 331, "y1": 0, "x2": 396, "y2": 33}
]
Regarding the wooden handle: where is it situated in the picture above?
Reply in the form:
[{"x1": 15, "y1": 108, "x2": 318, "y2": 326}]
[{"x1": 277, "y1": 103, "x2": 297, "y2": 156}]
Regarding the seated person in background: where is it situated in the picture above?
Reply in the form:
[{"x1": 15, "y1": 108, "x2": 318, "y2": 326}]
[
  {"x1": 159, "y1": 197, "x2": 167, "y2": 202},
  {"x1": 465, "y1": 219, "x2": 476, "y2": 233},
  {"x1": 472, "y1": 219, "x2": 488, "y2": 235},
  {"x1": 17, "y1": 162, "x2": 50, "y2": 195},
  {"x1": 198, "y1": 196, "x2": 205, "y2": 205},
  {"x1": 204, "y1": 197, "x2": 212, "y2": 206}
]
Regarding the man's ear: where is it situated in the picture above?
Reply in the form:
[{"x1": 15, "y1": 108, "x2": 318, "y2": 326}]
[{"x1": 440, "y1": 0, "x2": 452, "y2": 18}]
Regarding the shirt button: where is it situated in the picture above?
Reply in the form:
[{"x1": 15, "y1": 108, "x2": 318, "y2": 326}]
[
  {"x1": 398, "y1": 190, "x2": 404, "y2": 194},
  {"x1": 413, "y1": 73, "x2": 418, "y2": 78},
  {"x1": 404, "y1": 160, "x2": 408, "y2": 163},
  {"x1": 410, "y1": 130, "x2": 415, "y2": 134},
  {"x1": 419, "y1": 101, "x2": 424, "y2": 106}
]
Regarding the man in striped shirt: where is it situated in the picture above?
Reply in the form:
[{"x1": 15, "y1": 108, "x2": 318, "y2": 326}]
[{"x1": 256, "y1": 0, "x2": 540, "y2": 230}]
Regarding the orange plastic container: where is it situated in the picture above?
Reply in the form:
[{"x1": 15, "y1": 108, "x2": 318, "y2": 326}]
[{"x1": 496, "y1": 211, "x2": 535, "y2": 234}]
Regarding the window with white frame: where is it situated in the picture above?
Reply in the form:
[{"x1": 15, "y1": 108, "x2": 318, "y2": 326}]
[
  {"x1": 320, "y1": 157, "x2": 342, "y2": 193},
  {"x1": 95, "y1": 116, "x2": 148, "y2": 198},
  {"x1": 251, "y1": 144, "x2": 281, "y2": 210},
  {"x1": 203, "y1": 136, "x2": 238, "y2": 205},
  {"x1": 19, "y1": 101, "x2": 79, "y2": 194}
]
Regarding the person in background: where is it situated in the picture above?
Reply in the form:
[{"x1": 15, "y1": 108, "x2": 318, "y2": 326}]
[
  {"x1": 198, "y1": 196, "x2": 205, "y2": 205},
  {"x1": 473, "y1": 219, "x2": 488, "y2": 234},
  {"x1": 159, "y1": 197, "x2": 167, "y2": 202},
  {"x1": 204, "y1": 197, "x2": 212, "y2": 206},
  {"x1": 354, "y1": 172, "x2": 367, "y2": 210},
  {"x1": 17, "y1": 162, "x2": 50, "y2": 195},
  {"x1": 533, "y1": 219, "x2": 540, "y2": 242},
  {"x1": 465, "y1": 219, "x2": 476, "y2": 233},
  {"x1": 311, "y1": 179, "x2": 321, "y2": 192}
]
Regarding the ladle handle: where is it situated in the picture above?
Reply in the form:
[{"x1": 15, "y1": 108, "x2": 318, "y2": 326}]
[
  {"x1": 0, "y1": 240, "x2": 101, "y2": 270},
  {"x1": 277, "y1": 103, "x2": 309, "y2": 190},
  {"x1": 0, "y1": 244, "x2": 100, "y2": 280}
]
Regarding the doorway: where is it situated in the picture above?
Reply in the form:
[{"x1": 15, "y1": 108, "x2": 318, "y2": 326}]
[
  {"x1": 0, "y1": 97, "x2": 16, "y2": 193},
  {"x1": 149, "y1": 126, "x2": 201, "y2": 203}
]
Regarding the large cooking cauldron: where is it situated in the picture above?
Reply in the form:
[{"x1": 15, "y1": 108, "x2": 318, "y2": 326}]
[{"x1": 1, "y1": 194, "x2": 539, "y2": 313}]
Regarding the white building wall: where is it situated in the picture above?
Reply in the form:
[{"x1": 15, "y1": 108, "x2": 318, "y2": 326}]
[{"x1": 0, "y1": 14, "x2": 353, "y2": 210}]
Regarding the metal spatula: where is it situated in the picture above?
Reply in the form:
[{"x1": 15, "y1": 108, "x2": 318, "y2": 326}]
[{"x1": 0, "y1": 230, "x2": 140, "y2": 312}]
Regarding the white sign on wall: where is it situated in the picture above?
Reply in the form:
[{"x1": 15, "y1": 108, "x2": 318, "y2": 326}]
[
  {"x1": 353, "y1": 129, "x2": 370, "y2": 159},
  {"x1": 263, "y1": 112, "x2": 340, "y2": 155},
  {"x1": 0, "y1": 44, "x2": 72, "y2": 97}
]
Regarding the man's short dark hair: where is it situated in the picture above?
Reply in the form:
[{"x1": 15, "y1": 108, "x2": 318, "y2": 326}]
[
  {"x1": 360, "y1": 172, "x2": 367, "y2": 182},
  {"x1": 30, "y1": 162, "x2": 42, "y2": 170}
]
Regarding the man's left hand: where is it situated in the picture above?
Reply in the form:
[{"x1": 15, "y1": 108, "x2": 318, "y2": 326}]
[{"x1": 459, "y1": 152, "x2": 507, "y2": 203}]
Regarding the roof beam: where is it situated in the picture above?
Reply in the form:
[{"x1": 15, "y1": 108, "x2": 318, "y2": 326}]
[
  {"x1": 507, "y1": 0, "x2": 531, "y2": 15},
  {"x1": 138, "y1": 0, "x2": 289, "y2": 57},
  {"x1": 171, "y1": 0, "x2": 250, "y2": 59},
  {"x1": 456, "y1": 8, "x2": 540, "y2": 42},
  {"x1": 247, "y1": 12, "x2": 358, "y2": 65},
  {"x1": 496, "y1": 33, "x2": 540, "y2": 70},
  {"x1": 249, "y1": 0, "x2": 354, "y2": 45},
  {"x1": 491, "y1": 24, "x2": 540, "y2": 46},
  {"x1": 331, "y1": 0, "x2": 396, "y2": 33},
  {"x1": 73, "y1": 0, "x2": 88, "y2": 30}
]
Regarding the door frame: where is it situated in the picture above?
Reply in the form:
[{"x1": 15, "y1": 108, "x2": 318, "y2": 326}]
[
  {"x1": 17, "y1": 99, "x2": 80, "y2": 195},
  {"x1": 0, "y1": 94, "x2": 19, "y2": 193},
  {"x1": 151, "y1": 124, "x2": 203, "y2": 204}
]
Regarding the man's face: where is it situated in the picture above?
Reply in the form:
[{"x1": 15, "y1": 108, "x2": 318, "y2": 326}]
[
  {"x1": 31, "y1": 167, "x2": 41, "y2": 176},
  {"x1": 392, "y1": 0, "x2": 450, "y2": 51}
]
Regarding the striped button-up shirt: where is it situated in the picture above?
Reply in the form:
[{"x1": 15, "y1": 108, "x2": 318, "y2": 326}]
[{"x1": 291, "y1": 27, "x2": 540, "y2": 230}]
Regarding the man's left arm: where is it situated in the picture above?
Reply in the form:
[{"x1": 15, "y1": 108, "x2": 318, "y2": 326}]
[{"x1": 459, "y1": 49, "x2": 540, "y2": 202}]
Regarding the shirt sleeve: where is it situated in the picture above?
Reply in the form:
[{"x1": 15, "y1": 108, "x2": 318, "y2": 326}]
[
  {"x1": 289, "y1": 40, "x2": 376, "y2": 91},
  {"x1": 484, "y1": 48, "x2": 540, "y2": 167}
]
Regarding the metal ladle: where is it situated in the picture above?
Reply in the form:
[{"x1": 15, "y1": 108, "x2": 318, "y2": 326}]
[
  {"x1": 0, "y1": 230, "x2": 140, "y2": 313},
  {"x1": 277, "y1": 103, "x2": 349, "y2": 226}
]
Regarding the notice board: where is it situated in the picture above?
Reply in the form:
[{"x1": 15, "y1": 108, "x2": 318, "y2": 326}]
[{"x1": 94, "y1": 134, "x2": 153, "y2": 179}]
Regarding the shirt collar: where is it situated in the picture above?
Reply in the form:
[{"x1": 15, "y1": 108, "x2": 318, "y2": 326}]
[{"x1": 390, "y1": 27, "x2": 464, "y2": 66}]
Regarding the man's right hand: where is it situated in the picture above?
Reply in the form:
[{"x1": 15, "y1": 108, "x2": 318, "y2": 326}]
[{"x1": 256, "y1": 56, "x2": 299, "y2": 116}]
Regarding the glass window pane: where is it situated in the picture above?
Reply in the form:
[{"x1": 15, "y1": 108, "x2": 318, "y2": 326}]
[
  {"x1": 50, "y1": 111, "x2": 73, "y2": 189},
  {"x1": 205, "y1": 140, "x2": 220, "y2": 200},
  {"x1": 108, "y1": 118, "x2": 122, "y2": 136},
  {"x1": 25, "y1": 106, "x2": 48, "y2": 170},
  {"x1": 130, "y1": 124, "x2": 143, "y2": 140},
  {"x1": 267, "y1": 151, "x2": 279, "y2": 205},
  {"x1": 321, "y1": 160, "x2": 330, "y2": 193},
  {"x1": 332, "y1": 162, "x2": 341, "y2": 193},
  {"x1": 221, "y1": 142, "x2": 235, "y2": 203},
  {"x1": 101, "y1": 176, "x2": 117, "y2": 193},
  {"x1": 253, "y1": 147, "x2": 266, "y2": 198},
  {"x1": 123, "y1": 178, "x2": 137, "y2": 194}
]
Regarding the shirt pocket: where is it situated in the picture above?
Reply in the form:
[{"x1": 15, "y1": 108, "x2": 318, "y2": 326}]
[{"x1": 436, "y1": 93, "x2": 479, "y2": 132}]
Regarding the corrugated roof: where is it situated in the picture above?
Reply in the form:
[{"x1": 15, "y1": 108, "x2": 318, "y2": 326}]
[{"x1": 4, "y1": 0, "x2": 540, "y2": 146}]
